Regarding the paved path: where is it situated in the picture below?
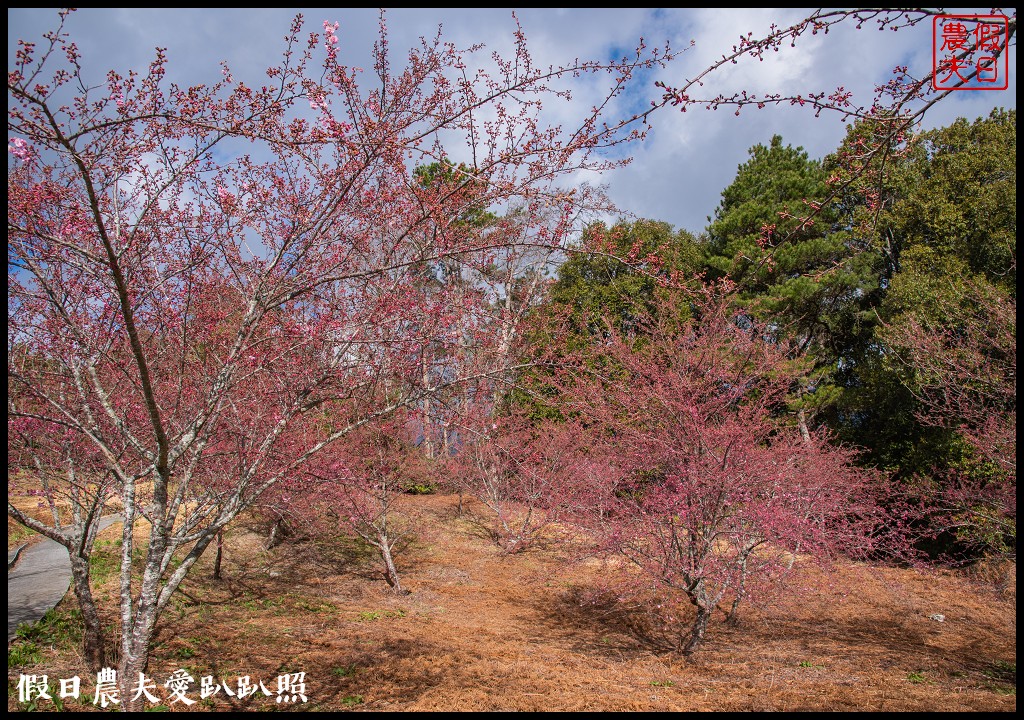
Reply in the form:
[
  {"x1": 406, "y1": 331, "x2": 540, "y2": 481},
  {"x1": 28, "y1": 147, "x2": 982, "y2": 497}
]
[{"x1": 8, "y1": 516, "x2": 122, "y2": 642}]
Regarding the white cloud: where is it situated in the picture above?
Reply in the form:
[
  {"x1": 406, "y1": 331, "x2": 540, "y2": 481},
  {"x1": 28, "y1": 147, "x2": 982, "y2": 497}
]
[{"x1": 9, "y1": 8, "x2": 1015, "y2": 236}]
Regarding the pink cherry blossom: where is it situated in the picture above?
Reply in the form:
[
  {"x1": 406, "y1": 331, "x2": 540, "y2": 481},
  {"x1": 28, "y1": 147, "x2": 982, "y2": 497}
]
[{"x1": 8, "y1": 137, "x2": 31, "y2": 161}]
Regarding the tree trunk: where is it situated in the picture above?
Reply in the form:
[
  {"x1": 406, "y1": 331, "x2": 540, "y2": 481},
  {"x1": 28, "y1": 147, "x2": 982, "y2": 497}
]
[
  {"x1": 787, "y1": 540, "x2": 801, "y2": 571},
  {"x1": 119, "y1": 643, "x2": 151, "y2": 712},
  {"x1": 682, "y1": 605, "x2": 712, "y2": 655},
  {"x1": 726, "y1": 551, "x2": 752, "y2": 626},
  {"x1": 421, "y1": 355, "x2": 434, "y2": 459},
  {"x1": 265, "y1": 517, "x2": 285, "y2": 550},
  {"x1": 69, "y1": 555, "x2": 107, "y2": 672},
  {"x1": 378, "y1": 537, "x2": 404, "y2": 595},
  {"x1": 797, "y1": 407, "x2": 811, "y2": 444},
  {"x1": 726, "y1": 592, "x2": 743, "y2": 627},
  {"x1": 119, "y1": 607, "x2": 159, "y2": 712},
  {"x1": 213, "y1": 529, "x2": 223, "y2": 580}
]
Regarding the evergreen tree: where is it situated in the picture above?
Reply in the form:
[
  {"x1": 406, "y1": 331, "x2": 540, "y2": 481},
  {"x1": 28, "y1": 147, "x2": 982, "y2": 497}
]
[
  {"x1": 509, "y1": 218, "x2": 701, "y2": 420},
  {"x1": 705, "y1": 135, "x2": 882, "y2": 430}
]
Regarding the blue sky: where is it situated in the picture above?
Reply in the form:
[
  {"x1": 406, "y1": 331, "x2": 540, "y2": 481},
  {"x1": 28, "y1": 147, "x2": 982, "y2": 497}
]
[{"x1": 8, "y1": 8, "x2": 1016, "y2": 234}]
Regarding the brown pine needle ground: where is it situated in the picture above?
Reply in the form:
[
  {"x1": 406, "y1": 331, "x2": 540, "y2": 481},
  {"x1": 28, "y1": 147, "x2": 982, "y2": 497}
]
[{"x1": 8, "y1": 493, "x2": 1016, "y2": 711}]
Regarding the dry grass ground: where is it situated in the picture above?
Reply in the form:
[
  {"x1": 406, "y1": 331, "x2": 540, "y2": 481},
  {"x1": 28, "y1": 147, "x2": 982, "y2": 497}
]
[{"x1": 8, "y1": 492, "x2": 1016, "y2": 711}]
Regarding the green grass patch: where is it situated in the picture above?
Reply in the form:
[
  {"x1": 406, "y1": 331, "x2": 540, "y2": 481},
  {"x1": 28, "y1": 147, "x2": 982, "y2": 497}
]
[
  {"x1": 14, "y1": 681, "x2": 65, "y2": 712},
  {"x1": 982, "y1": 660, "x2": 1016, "y2": 682},
  {"x1": 241, "y1": 594, "x2": 286, "y2": 612},
  {"x1": 8, "y1": 522, "x2": 37, "y2": 549},
  {"x1": 8, "y1": 641, "x2": 43, "y2": 667},
  {"x1": 15, "y1": 606, "x2": 83, "y2": 648},
  {"x1": 295, "y1": 598, "x2": 339, "y2": 613},
  {"x1": 356, "y1": 609, "x2": 405, "y2": 622},
  {"x1": 404, "y1": 482, "x2": 437, "y2": 495},
  {"x1": 89, "y1": 540, "x2": 120, "y2": 584},
  {"x1": 981, "y1": 660, "x2": 1016, "y2": 694},
  {"x1": 174, "y1": 646, "x2": 197, "y2": 660}
]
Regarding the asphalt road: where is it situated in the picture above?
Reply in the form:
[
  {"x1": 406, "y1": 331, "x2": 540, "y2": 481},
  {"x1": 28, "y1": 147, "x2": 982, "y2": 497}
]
[{"x1": 8, "y1": 516, "x2": 122, "y2": 642}]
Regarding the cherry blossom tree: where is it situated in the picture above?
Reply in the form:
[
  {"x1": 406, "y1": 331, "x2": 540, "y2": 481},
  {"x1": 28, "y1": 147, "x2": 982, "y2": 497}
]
[
  {"x1": 881, "y1": 274, "x2": 1016, "y2": 559},
  {"x1": 7, "y1": 10, "x2": 676, "y2": 705},
  {"x1": 658, "y1": 10, "x2": 1016, "y2": 119},
  {"x1": 558, "y1": 290, "x2": 896, "y2": 654},
  {"x1": 298, "y1": 418, "x2": 429, "y2": 595},
  {"x1": 8, "y1": 416, "x2": 116, "y2": 669},
  {"x1": 656, "y1": 9, "x2": 1016, "y2": 254},
  {"x1": 449, "y1": 412, "x2": 601, "y2": 554}
]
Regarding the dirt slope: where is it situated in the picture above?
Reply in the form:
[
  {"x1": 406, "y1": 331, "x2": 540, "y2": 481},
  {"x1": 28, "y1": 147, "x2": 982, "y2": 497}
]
[{"x1": 7, "y1": 493, "x2": 1016, "y2": 711}]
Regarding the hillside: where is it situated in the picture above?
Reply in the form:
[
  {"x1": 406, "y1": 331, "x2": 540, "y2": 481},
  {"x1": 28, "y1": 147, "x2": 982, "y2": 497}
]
[{"x1": 8, "y1": 492, "x2": 1016, "y2": 711}]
